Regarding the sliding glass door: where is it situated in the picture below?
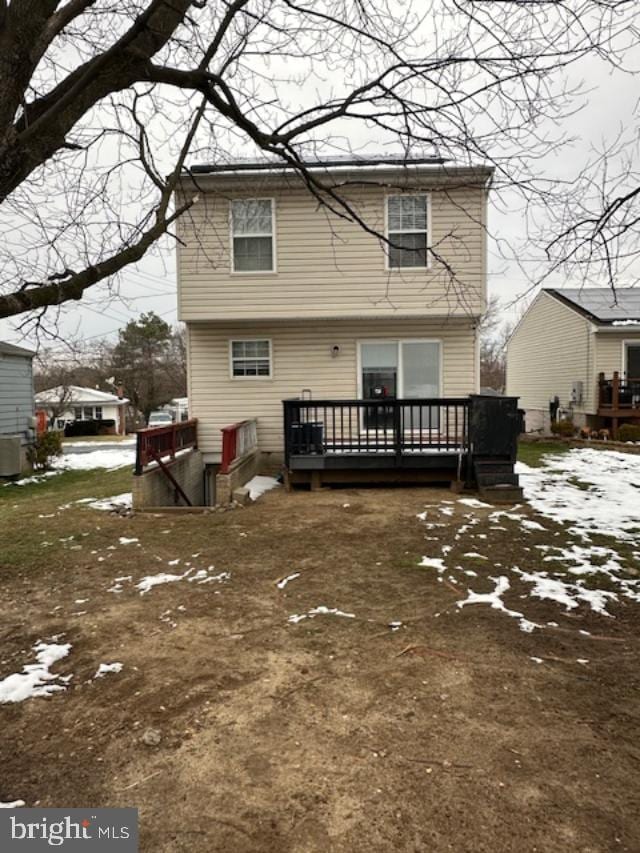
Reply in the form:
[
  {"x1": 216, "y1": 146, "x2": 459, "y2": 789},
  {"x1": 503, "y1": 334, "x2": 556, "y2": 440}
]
[
  {"x1": 360, "y1": 340, "x2": 441, "y2": 432},
  {"x1": 401, "y1": 341, "x2": 441, "y2": 431}
]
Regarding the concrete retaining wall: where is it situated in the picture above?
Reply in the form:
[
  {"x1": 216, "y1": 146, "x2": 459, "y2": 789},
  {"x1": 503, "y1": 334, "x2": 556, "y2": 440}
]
[
  {"x1": 215, "y1": 448, "x2": 260, "y2": 505},
  {"x1": 132, "y1": 450, "x2": 204, "y2": 509}
]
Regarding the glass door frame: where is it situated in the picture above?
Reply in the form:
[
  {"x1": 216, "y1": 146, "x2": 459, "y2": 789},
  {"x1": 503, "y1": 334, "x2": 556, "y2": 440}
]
[
  {"x1": 356, "y1": 339, "x2": 443, "y2": 435},
  {"x1": 623, "y1": 340, "x2": 640, "y2": 379}
]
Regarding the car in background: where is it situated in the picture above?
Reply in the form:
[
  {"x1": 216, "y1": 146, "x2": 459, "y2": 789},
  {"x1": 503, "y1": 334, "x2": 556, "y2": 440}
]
[{"x1": 147, "y1": 410, "x2": 174, "y2": 428}]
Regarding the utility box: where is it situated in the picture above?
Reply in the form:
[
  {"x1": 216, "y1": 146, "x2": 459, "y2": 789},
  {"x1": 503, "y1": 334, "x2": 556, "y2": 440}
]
[
  {"x1": 0, "y1": 435, "x2": 22, "y2": 477},
  {"x1": 570, "y1": 381, "x2": 583, "y2": 405}
]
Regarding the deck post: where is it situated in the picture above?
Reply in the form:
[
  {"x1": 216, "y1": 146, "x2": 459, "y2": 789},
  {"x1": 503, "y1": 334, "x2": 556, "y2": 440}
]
[
  {"x1": 612, "y1": 371, "x2": 620, "y2": 412},
  {"x1": 393, "y1": 400, "x2": 402, "y2": 464},
  {"x1": 598, "y1": 372, "x2": 605, "y2": 409}
]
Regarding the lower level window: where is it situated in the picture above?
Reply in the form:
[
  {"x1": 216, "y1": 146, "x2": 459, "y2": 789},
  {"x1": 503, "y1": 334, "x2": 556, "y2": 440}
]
[{"x1": 231, "y1": 340, "x2": 271, "y2": 377}]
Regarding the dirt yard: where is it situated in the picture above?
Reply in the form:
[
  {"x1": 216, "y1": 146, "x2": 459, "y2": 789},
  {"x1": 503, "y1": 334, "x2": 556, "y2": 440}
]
[{"x1": 1, "y1": 451, "x2": 639, "y2": 852}]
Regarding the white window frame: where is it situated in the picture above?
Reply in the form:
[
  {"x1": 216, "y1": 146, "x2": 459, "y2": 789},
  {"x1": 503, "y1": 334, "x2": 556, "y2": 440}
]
[
  {"x1": 229, "y1": 338, "x2": 273, "y2": 380},
  {"x1": 230, "y1": 198, "x2": 277, "y2": 274},
  {"x1": 384, "y1": 193, "x2": 431, "y2": 271}
]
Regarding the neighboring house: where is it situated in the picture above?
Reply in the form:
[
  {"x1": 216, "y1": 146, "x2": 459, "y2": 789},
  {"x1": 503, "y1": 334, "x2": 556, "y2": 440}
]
[
  {"x1": 0, "y1": 341, "x2": 35, "y2": 475},
  {"x1": 175, "y1": 156, "x2": 521, "y2": 497},
  {"x1": 35, "y1": 386, "x2": 129, "y2": 435},
  {"x1": 506, "y1": 288, "x2": 640, "y2": 435}
]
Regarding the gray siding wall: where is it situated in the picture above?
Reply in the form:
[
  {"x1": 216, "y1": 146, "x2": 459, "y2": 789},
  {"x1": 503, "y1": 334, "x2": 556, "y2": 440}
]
[{"x1": 0, "y1": 353, "x2": 34, "y2": 444}]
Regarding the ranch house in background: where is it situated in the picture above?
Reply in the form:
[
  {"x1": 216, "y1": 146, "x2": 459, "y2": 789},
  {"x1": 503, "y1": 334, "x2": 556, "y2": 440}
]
[
  {"x1": 161, "y1": 155, "x2": 521, "y2": 504},
  {"x1": 35, "y1": 385, "x2": 129, "y2": 435},
  {"x1": 506, "y1": 288, "x2": 640, "y2": 436}
]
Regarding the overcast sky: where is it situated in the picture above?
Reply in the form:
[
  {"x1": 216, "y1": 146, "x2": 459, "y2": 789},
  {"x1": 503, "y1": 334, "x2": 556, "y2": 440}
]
[{"x1": 1, "y1": 11, "x2": 638, "y2": 353}]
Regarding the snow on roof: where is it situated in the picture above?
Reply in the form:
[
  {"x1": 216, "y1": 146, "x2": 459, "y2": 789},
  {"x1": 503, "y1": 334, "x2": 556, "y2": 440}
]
[
  {"x1": 547, "y1": 288, "x2": 640, "y2": 324},
  {"x1": 35, "y1": 385, "x2": 129, "y2": 405}
]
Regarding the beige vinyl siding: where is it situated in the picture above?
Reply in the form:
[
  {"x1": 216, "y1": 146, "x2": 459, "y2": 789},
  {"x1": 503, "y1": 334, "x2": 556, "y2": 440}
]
[
  {"x1": 177, "y1": 175, "x2": 487, "y2": 322},
  {"x1": 188, "y1": 319, "x2": 478, "y2": 457},
  {"x1": 595, "y1": 331, "x2": 640, "y2": 380},
  {"x1": 506, "y1": 292, "x2": 594, "y2": 413}
]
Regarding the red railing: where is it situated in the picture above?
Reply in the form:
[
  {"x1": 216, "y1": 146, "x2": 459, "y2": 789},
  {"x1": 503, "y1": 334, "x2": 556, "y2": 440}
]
[
  {"x1": 220, "y1": 419, "x2": 258, "y2": 473},
  {"x1": 135, "y1": 419, "x2": 198, "y2": 474}
]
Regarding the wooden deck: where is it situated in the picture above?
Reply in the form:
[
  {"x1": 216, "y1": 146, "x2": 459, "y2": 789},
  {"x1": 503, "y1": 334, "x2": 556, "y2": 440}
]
[
  {"x1": 597, "y1": 372, "x2": 640, "y2": 432},
  {"x1": 283, "y1": 395, "x2": 522, "y2": 496}
]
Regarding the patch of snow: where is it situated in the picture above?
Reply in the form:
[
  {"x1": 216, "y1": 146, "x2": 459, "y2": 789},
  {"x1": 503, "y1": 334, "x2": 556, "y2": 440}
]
[
  {"x1": 288, "y1": 605, "x2": 355, "y2": 623},
  {"x1": 52, "y1": 447, "x2": 134, "y2": 471},
  {"x1": 136, "y1": 572, "x2": 185, "y2": 594},
  {"x1": 118, "y1": 537, "x2": 139, "y2": 545},
  {"x1": 530, "y1": 657, "x2": 544, "y2": 664},
  {"x1": 463, "y1": 552, "x2": 488, "y2": 560},
  {"x1": 135, "y1": 565, "x2": 229, "y2": 594},
  {"x1": 457, "y1": 498, "x2": 492, "y2": 509},
  {"x1": 457, "y1": 576, "x2": 539, "y2": 633},
  {"x1": 0, "y1": 640, "x2": 71, "y2": 703},
  {"x1": 87, "y1": 493, "x2": 132, "y2": 512},
  {"x1": 246, "y1": 476, "x2": 280, "y2": 501},
  {"x1": 277, "y1": 573, "x2": 300, "y2": 589},
  {"x1": 418, "y1": 556, "x2": 447, "y2": 573},
  {"x1": 0, "y1": 801, "x2": 25, "y2": 808},
  {"x1": 3, "y1": 471, "x2": 60, "y2": 487},
  {"x1": 94, "y1": 662, "x2": 123, "y2": 678},
  {"x1": 521, "y1": 519, "x2": 546, "y2": 531}
]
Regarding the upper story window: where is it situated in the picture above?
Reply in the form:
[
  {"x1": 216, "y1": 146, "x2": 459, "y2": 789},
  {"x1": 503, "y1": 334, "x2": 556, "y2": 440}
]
[
  {"x1": 230, "y1": 339, "x2": 272, "y2": 378},
  {"x1": 386, "y1": 194, "x2": 429, "y2": 269},
  {"x1": 231, "y1": 199, "x2": 275, "y2": 273}
]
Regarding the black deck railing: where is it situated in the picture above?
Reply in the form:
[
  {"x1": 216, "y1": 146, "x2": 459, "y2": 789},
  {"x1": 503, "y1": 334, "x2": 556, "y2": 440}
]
[
  {"x1": 283, "y1": 398, "x2": 469, "y2": 464},
  {"x1": 598, "y1": 372, "x2": 640, "y2": 411}
]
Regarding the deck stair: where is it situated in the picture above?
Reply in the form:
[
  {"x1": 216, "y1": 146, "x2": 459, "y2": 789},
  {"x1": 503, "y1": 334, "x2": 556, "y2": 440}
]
[{"x1": 473, "y1": 457, "x2": 523, "y2": 502}]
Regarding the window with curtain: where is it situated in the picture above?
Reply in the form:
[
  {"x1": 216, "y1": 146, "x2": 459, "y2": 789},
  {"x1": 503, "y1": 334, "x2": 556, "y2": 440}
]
[
  {"x1": 231, "y1": 199, "x2": 274, "y2": 272},
  {"x1": 387, "y1": 195, "x2": 429, "y2": 268},
  {"x1": 231, "y1": 340, "x2": 272, "y2": 377}
]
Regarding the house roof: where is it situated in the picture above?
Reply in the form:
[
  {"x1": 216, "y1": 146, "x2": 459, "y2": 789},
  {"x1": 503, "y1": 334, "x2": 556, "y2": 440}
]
[
  {"x1": 189, "y1": 154, "x2": 447, "y2": 174},
  {"x1": 0, "y1": 340, "x2": 34, "y2": 358},
  {"x1": 35, "y1": 385, "x2": 129, "y2": 405},
  {"x1": 546, "y1": 288, "x2": 640, "y2": 326},
  {"x1": 186, "y1": 154, "x2": 493, "y2": 181}
]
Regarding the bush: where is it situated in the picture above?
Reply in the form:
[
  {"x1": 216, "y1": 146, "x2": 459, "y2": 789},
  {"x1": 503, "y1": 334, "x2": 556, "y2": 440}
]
[
  {"x1": 550, "y1": 418, "x2": 576, "y2": 437},
  {"x1": 28, "y1": 430, "x2": 63, "y2": 470},
  {"x1": 618, "y1": 423, "x2": 640, "y2": 443},
  {"x1": 64, "y1": 419, "x2": 116, "y2": 437}
]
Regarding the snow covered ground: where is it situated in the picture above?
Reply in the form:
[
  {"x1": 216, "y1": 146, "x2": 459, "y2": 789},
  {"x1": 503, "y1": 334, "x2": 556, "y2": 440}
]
[
  {"x1": 517, "y1": 448, "x2": 640, "y2": 542},
  {"x1": 54, "y1": 446, "x2": 135, "y2": 471},
  {"x1": 418, "y1": 448, "x2": 640, "y2": 640}
]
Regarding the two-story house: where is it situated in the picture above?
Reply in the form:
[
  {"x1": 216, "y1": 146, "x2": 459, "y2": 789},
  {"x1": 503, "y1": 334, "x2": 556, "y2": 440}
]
[{"x1": 176, "y1": 157, "x2": 521, "y2": 498}]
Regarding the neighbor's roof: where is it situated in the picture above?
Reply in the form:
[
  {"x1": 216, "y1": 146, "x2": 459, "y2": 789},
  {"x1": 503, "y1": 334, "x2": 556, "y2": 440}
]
[
  {"x1": 35, "y1": 385, "x2": 129, "y2": 405},
  {"x1": 0, "y1": 340, "x2": 34, "y2": 358},
  {"x1": 546, "y1": 288, "x2": 640, "y2": 326},
  {"x1": 186, "y1": 154, "x2": 493, "y2": 178}
]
